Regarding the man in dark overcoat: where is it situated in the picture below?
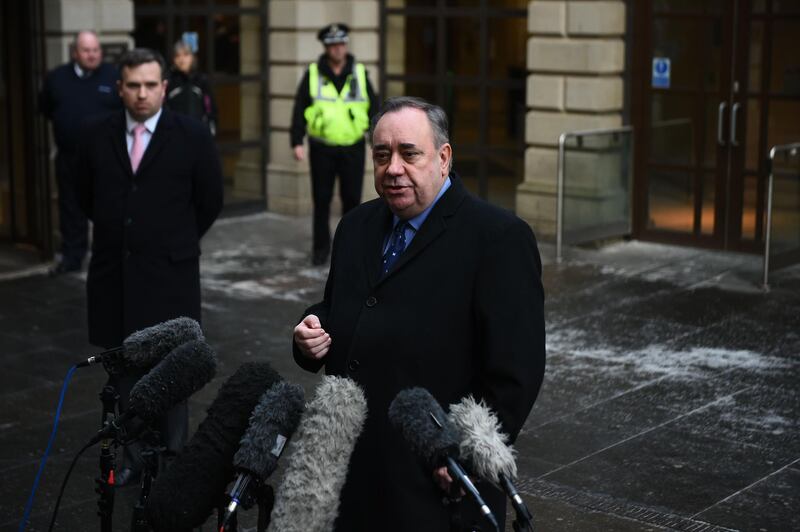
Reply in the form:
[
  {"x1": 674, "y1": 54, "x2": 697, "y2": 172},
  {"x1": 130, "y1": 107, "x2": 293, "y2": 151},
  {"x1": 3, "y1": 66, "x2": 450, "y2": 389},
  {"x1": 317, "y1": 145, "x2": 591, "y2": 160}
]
[
  {"x1": 293, "y1": 96, "x2": 546, "y2": 531},
  {"x1": 77, "y1": 48, "x2": 223, "y2": 486}
]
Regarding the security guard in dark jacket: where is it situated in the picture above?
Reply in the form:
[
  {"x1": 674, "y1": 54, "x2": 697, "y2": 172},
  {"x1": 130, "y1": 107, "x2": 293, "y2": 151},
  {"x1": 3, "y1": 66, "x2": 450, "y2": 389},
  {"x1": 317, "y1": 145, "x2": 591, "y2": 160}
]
[{"x1": 290, "y1": 23, "x2": 378, "y2": 265}]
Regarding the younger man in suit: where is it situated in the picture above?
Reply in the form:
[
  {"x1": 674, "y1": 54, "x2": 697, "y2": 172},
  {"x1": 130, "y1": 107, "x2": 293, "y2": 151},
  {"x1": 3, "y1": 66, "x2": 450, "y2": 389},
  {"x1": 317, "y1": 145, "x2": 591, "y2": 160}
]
[{"x1": 77, "y1": 48, "x2": 223, "y2": 486}]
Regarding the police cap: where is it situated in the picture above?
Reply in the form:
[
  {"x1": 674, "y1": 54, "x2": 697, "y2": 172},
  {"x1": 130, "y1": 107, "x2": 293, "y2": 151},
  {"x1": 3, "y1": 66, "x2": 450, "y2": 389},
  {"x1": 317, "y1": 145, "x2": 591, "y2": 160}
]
[{"x1": 318, "y1": 23, "x2": 350, "y2": 45}]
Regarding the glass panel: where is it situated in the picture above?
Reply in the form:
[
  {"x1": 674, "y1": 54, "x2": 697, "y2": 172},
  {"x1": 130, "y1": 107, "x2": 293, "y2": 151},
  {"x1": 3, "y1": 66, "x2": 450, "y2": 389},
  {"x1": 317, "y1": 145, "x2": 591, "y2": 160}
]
[
  {"x1": 134, "y1": 16, "x2": 169, "y2": 54},
  {"x1": 562, "y1": 131, "x2": 633, "y2": 245},
  {"x1": 488, "y1": 87, "x2": 524, "y2": 149},
  {"x1": 222, "y1": 147, "x2": 264, "y2": 203},
  {"x1": 386, "y1": 15, "x2": 436, "y2": 76},
  {"x1": 741, "y1": 173, "x2": 758, "y2": 239},
  {"x1": 488, "y1": 16, "x2": 526, "y2": 80},
  {"x1": 770, "y1": 19, "x2": 800, "y2": 95},
  {"x1": 170, "y1": 16, "x2": 209, "y2": 73},
  {"x1": 397, "y1": 82, "x2": 436, "y2": 102},
  {"x1": 448, "y1": 86, "x2": 480, "y2": 146},
  {"x1": 446, "y1": 17, "x2": 480, "y2": 77},
  {"x1": 652, "y1": 16, "x2": 722, "y2": 91},
  {"x1": 701, "y1": 172, "x2": 715, "y2": 234},
  {"x1": 702, "y1": 99, "x2": 720, "y2": 169},
  {"x1": 749, "y1": 21, "x2": 764, "y2": 93},
  {"x1": 647, "y1": 169, "x2": 695, "y2": 233},
  {"x1": 387, "y1": 0, "x2": 431, "y2": 7},
  {"x1": 652, "y1": 17, "x2": 700, "y2": 90},
  {"x1": 214, "y1": 81, "x2": 262, "y2": 143},
  {"x1": 773, "y1": 0, "x2": 800, "y2": 14},
  {"x1": 213, "y1": 14, "x2": 240, "y2": 74},
  {"x1": 649, "y1": 92, "x2": 695, "y2": 166},
  {"x1": 767, "y1": 100, "x2": 800, "y2": 149},
  {"x1": 745, "y1": 98, "x2": 762, "y2": 172},
  {"x1": 768, "y1": 148, "x2": 800, "y2": 255},
  {"x1": 653, "y1": 0, "x2": 722, "y2": 13},
  {"x1": 752, "y1": 0, "x2": 766, "y2": 12}
]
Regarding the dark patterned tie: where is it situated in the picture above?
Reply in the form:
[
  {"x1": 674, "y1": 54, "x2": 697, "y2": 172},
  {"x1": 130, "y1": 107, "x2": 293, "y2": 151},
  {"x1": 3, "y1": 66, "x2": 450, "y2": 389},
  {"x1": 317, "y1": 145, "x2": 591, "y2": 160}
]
[{"x1": 381, "y1": 222, "x2": 409, "y2": 276}]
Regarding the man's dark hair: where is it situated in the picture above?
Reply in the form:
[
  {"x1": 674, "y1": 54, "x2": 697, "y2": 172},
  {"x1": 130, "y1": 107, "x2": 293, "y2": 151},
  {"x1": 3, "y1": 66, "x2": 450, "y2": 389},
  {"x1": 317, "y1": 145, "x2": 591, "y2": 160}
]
[
  {"x1": 370, "y1": 96, "x2": 450, "y2": 149},
  {"x1": 118, "y1": 48, "x2": 168, "y2": 80}
]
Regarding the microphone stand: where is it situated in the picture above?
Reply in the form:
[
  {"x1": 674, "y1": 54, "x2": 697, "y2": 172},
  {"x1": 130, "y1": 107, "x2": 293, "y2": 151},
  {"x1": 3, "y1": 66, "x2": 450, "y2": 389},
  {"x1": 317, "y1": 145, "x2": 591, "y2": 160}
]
[
  {"x1": 131, "y1": 429, "x2": 165, "y2": 532},
  {"x1": 96, "y1": 382, "x2": 119, "y2": 532}
]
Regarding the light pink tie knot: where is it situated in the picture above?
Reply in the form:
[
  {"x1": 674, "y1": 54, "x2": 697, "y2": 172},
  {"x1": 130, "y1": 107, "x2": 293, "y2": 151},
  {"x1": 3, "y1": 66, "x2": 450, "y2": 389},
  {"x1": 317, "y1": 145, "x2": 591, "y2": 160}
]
[{"x1": 130, "y1": 123, "x2": 147, "y2": 173}]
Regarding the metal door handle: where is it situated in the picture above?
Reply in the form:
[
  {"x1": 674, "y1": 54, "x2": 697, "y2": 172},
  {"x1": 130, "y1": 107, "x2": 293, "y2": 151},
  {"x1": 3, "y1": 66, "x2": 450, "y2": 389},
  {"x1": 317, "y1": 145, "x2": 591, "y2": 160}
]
[
  {"x1": 730, "y1": 102, "x2": 741, "y2": 147},
  {"x1": 717, "y1": 102, "x2": 727, "y2": 146}
]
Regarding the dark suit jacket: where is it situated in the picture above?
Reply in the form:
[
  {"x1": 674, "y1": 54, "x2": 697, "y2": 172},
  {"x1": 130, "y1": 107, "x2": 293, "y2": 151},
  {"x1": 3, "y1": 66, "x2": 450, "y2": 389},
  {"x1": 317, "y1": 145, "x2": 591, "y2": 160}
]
[
  {"x1": 77, "y1": 108, "x2": 223, "y2": 348},
  {"x1": 293, "y1": 174, "x2": 546, "y2": 532}
]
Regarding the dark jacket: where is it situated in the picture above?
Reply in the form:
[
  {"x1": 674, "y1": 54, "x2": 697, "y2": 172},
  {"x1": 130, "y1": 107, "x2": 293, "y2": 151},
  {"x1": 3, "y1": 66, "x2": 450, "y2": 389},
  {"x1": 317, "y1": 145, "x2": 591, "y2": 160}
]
[
  {"x1": 165, "y1": 68, "x2": 218, "y2": 135},
  {"x1": 77, "y1": 109, "x2": 223, "y2": 348},
  {"x1": 293, "y1": 174, "x2": 546, "y2": 531},
  {"x1": 40, "y1": 62, "x2": 121, "y2": 153},
  {"x1": 289, "y1": 53, "x2": 378, "y2": 147}
]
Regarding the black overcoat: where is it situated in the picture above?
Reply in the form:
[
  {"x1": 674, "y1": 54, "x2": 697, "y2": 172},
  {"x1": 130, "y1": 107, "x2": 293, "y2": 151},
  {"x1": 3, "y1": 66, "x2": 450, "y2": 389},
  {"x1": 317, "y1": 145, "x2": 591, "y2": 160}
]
[
  {"x1": 77, "y1": 109, "x2": 223, "y2": 348},
  {"x1": 293, "y1": 174, "x2": 546, "y2": 531}
]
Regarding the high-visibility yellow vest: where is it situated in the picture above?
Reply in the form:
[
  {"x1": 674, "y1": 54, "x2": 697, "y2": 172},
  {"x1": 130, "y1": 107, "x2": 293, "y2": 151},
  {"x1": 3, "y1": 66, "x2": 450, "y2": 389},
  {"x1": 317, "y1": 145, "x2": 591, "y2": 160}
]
[{"x1": 304, "y1": 62, "x2": 370, "y2": 146}]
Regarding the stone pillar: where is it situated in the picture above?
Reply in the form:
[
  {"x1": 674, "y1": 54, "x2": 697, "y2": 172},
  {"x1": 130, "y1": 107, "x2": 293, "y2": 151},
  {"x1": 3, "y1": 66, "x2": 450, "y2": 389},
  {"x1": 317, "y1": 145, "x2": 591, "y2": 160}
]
[
  {"x1": 43, "y1": 0, "x2": 134, "y2": 70},
  {"x1": 233, "y1": 0, "x2": 265, "y2": 200},
  {"x1": 517, "y1": 0, "x2": 626, "y2": 238},
  {"x1": 267, "y1": 0, "x2": 379, "y2": 215}
]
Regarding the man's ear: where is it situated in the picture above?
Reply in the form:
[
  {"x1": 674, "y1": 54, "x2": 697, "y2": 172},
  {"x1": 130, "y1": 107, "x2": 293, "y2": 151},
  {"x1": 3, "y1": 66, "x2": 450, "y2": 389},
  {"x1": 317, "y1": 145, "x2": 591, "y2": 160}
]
[
  {"x1": 116, "y1": 79, "x2": 123, "y2": 98},
  {"x1": 439, "y1": 143, "x2": 452, "y2": 176}
]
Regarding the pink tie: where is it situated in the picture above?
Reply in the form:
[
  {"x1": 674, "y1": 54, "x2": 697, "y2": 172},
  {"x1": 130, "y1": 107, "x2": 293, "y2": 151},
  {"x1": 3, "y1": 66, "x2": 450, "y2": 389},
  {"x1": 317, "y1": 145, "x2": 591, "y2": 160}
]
[{"x1": 130, "y1": 123, "x2": 146, "y2": 173}]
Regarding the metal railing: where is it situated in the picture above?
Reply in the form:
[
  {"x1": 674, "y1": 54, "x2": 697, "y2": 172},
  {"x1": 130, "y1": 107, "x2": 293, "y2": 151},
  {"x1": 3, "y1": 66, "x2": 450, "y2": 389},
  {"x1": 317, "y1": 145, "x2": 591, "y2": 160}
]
[
  {"x1": 556, "y1": 126, "x2": 634, "y2": 262},
  {"x1": 763, "y1": 141, "x2": 800, "y2": 289}
]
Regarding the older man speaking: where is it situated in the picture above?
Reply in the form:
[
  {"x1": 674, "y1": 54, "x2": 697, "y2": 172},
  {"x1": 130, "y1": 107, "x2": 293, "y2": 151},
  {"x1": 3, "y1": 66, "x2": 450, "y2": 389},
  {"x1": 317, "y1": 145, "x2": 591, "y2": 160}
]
[{"x1": 293, "y1": 96, "x2": 546, "y2": 531}]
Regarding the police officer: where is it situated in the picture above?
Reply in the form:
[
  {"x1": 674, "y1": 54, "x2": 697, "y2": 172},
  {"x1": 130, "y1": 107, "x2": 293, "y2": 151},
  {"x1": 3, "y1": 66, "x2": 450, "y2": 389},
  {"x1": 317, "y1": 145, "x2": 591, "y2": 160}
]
[{"x1": 290, "y1": 23, "x2": 378, "y2": 266}]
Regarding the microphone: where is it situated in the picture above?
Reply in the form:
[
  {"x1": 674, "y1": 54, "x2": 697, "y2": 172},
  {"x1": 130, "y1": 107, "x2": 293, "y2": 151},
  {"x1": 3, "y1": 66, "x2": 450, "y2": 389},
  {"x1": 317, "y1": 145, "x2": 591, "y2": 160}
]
[
  {"x1": 388, "y1": 387, "x2": 500, "y2": 532},
  {"x1": 449, "y1": 396, "x2": 533, "y2": 531},
  {"x1": 86, "y1": 339, "x2": 217, "y2": 446},
  {"x1": 76, "y1": 317, "x2": 204, "y2": 372},
  {"x1": 267, "y1": 376, "x2": 367, "y2": 532},
  {"x1": 220, "y1": 381, "x2": 305, "y2": 530},
  {"x1": 146, "y1": 362, "x2": 284, "y2": 532}
]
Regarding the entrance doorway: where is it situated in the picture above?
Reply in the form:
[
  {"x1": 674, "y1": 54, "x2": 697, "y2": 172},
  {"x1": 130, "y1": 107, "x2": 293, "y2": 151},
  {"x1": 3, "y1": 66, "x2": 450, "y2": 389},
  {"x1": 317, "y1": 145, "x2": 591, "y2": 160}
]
[
  {"x1": 381, "y1": 0, "x2": 528, "y2": 211},
  {"x1": 0, "y1": 0, "x2": 52, "y2": 259},
  {"x1": 633, "y1": 0, "x2": 800, "y2": 252}
]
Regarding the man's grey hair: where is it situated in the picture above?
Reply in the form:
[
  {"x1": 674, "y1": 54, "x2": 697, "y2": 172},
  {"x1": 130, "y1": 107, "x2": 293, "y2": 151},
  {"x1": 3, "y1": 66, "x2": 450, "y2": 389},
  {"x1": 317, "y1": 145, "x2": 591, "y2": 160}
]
[
  {"x1": 173, "y1": 39, "x2": 193, "y2": 56},
  {"x1": 118, "y1": 48, "x2": 168, "y2": 80},
  {"x1": 370, "y1": 96, "x2": 452, "y2": 170}
]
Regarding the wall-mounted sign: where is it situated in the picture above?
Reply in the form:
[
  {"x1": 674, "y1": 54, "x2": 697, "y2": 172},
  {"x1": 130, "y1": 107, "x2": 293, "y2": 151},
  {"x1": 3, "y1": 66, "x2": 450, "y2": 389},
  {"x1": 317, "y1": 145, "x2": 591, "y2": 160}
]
[
  {"x1": 652, "y1": 57, "x2": 671, "y2": 89},
  {"x1": 182, "y1": 32, "x2": 199, "y2": 53}
]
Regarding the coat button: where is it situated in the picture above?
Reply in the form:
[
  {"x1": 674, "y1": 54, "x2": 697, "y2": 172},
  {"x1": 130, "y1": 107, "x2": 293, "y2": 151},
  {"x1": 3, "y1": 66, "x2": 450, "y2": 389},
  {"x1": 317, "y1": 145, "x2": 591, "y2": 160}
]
[
  {"x1": 125, "y1": 217, "x2": 133, "y2": 226},
  {"x1": 131, "y1": 184, "x2": 138, "y2": 192},
  {"x1": 348, "y1": 359, "x2": 360, "y2": 372},
  {"x1": 365, "y1": 296, "x2": 377, "y2": 307}
]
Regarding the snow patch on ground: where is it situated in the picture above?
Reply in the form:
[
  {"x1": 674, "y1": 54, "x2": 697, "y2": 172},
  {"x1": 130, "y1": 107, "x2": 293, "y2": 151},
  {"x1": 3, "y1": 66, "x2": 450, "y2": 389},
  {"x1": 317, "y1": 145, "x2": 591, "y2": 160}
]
[{"x1": 547, "y1": 327, "x2": 790, "y2": 378}]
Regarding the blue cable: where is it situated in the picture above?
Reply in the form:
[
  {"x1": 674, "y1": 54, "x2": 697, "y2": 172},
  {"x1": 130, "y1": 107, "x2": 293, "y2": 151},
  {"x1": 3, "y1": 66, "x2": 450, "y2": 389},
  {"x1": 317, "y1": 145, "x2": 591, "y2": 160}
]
[{"x1": 18, "y1": 365, "x2": 78, "y2": 532}]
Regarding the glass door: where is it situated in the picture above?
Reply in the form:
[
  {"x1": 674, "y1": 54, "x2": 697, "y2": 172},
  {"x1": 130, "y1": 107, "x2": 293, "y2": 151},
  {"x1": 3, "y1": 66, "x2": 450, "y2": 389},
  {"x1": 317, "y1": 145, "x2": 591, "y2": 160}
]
[
  {"x1": 382, "y1": 0, "x2": 528, "y2": 211},
  {"x1": 635, "y1": 0, "x2": 800, "y2": 252}
]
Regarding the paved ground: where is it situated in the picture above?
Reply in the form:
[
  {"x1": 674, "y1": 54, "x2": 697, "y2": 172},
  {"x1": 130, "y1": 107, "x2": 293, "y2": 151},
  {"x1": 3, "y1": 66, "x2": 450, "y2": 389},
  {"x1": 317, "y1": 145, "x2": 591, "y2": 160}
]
[{"x1": 1, "y1": 211, "x2": 798, "y2": 531}]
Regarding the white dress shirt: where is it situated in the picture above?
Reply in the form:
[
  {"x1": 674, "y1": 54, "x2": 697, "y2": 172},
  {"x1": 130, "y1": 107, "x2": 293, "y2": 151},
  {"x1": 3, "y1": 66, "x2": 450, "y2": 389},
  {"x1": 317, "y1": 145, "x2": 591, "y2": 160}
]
[{"x1": 125, "y1": 108, "x2": 162, "y2": 156}]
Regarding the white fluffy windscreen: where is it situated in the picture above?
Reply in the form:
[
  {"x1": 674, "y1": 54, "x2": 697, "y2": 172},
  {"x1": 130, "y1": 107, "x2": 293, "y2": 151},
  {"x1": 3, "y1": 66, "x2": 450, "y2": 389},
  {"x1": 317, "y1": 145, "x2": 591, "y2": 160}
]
[{"x1": 449, "y1": 395, "x2": 517, "y2": 483}]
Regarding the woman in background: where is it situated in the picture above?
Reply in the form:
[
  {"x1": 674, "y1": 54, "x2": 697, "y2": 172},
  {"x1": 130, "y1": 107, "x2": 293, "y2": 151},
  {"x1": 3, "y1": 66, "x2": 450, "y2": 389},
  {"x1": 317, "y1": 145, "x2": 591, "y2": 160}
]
[{"x1": 166, "y1": 40, "x2": 218, "y2": 136}]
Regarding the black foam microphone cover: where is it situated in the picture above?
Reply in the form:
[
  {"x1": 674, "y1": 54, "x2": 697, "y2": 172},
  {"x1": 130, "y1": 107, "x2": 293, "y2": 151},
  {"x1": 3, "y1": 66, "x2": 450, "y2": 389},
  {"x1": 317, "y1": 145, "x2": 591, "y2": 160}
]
[
  {"x1": 123, "y1": 317, "x2": 204, "y2": 368},
  {"x1": 387, "y1": 387, "x2": 460, "y2": 470},
  {"x1": 234, "y1": 380, "x2": 306, "y2": 479},
  {"x1": 146, "y1": 362, "x2": 283, "y2": 532},
  {"x1": 128, "y1": 339, "x2": 217, "y2": 422}
]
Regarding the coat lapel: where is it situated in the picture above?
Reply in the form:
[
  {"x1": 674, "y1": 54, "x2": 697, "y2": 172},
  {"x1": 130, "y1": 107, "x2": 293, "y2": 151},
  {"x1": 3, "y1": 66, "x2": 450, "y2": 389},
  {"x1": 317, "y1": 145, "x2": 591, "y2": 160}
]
[
  {"x1": 135, "y1": 109, "x2": 173, "y2": 177},
  {"x1": 364, "y1": 203, "x2": 393, "y2": 288},
  {"x1": 109, "y1": 111, "x2": 132, "y2": 178},
  {"x1": 375, "y1": 173, "x2": 468, "y2": 285}
]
